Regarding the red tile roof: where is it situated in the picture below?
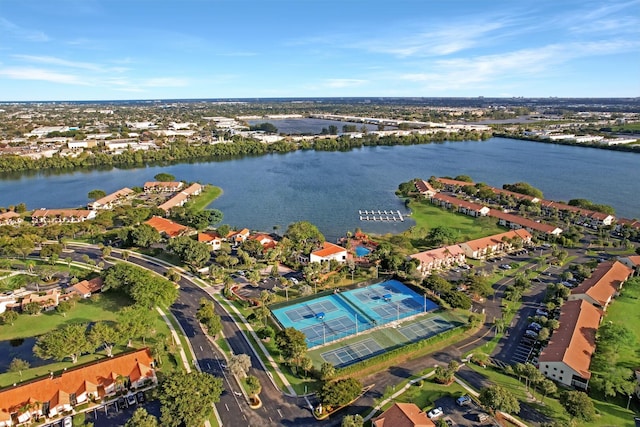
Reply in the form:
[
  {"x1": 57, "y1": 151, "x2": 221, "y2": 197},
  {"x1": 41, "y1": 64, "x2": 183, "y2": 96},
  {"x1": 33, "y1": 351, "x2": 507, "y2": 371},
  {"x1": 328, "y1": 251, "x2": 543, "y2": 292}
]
[
  {"x1": 145, "y1": 216, "x2": 190, "y2": 237},
  {"x1": 198, "y1": 231, "x2": 221, "y2": 243},
  {"x1": 571, "y1": 261, "x2": 633, "y2": 307},
  {"x1": 539, "y1": 299, "x2": 602, "y2": 379},
  {"x1": 414, "y1": 180, "x2": 435, "y2": 194},
  {"x1": 436, "y1": 177, "x2": 474, "y2": 187},
  {"x1": 70, "y1": 277, "x2": 103, "y2": 297},
  {"x1": 311, "y1": 242, "x2": 347, "y2": 258},
  {"x1": 373, "y1": 402, "x2": 435, "y2": 427},
  {"x1": 462, "y1": 229, "x2": 532, "y2": 252},
  {"x1": 0, "y1": 349, "x2": 154, "y2": 417},
  {"x1": 489, "y1": 209, "x2": 562, "y2": 234},
  {"x1": 432, "y1": 193, "x2": 489, "y2": 212},
  {"x1": 410, "y1": 245, "x2": 465, "y2": 264}
]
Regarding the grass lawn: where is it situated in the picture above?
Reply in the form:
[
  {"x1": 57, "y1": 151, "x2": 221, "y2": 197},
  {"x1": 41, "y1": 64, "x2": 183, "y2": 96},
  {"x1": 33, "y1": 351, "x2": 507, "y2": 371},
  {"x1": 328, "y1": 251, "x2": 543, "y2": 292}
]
[
  {"x1": 381, "y1": 377, "x2": 468, "y2": 413},
  {"x1": 185, "y1": 184, "x2": 223, "y2": 212},
  {"x1": 400, "y1": 200, "x2": 507, "y2": 252},
  {"x1": 0, "y1": 300, "x2": 176, "y2": 387},
  {"x1": 604, "y1": 279, "x2": 640, "y2": 353},
  {"x1": 465, "y1": 363, "x2": 637, "y2": 426},
  {"x1": 0, "y1": 273, "x2": 32, "y2": 292},
  {"x1": 0, "y1": 291, "x2": 133, "y2": 341}
]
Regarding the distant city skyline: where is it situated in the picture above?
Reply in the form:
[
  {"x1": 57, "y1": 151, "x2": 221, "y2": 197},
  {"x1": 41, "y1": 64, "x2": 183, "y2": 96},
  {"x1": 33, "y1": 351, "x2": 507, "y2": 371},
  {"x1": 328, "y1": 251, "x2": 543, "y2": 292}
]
[{"x1": 1, "y1": 0, "x2": 639, "y2": 101}]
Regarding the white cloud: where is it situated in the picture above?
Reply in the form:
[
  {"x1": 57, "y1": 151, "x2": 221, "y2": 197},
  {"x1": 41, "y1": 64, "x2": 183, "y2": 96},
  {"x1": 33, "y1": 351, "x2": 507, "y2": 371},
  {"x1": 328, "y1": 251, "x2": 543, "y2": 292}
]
[
  {"x1": 12, "y1": 54, "x2": 129, "y2": 74},
  {"x1": 0, "y1": 17, "x2": 49, "y2": 42},
  {"x1": 398, "y1": 39, "x2": 640, "y2": 90},
  {"x1": 0, "y1": 67, "x2": 88, "y2": 85},
  {"x1": 324, "y1": 79, "x2": 367, "y2": 88}
]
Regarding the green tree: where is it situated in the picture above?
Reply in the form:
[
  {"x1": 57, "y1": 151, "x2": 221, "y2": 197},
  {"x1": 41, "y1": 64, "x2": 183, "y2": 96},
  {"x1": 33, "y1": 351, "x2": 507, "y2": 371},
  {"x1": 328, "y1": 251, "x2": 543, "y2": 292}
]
[
  {"x1": 118, "y1": 305, "x2": 155, "y2": 345},
  {"x1": 56, "y1": 299, "x2": 73, "y2": 317},
  {"x1": 23, "y1": 302, "x2": 42, "y2": 315},
  {"x1": 275, "y1": 327, "x2": 307, "y2": 367},
  {"x1": 560, "y1": 391, "x2": 595, "y2": 422},
  {"x1": 131, "y1": 224, "x2": 162, "y2": 248},
  {"x1": 89, "y1": 321, "x2": 120, "y2": 357},
  {"x1": 341, "y1": 414, "x2": 364, "y2": 427},
  {"x1": 88, "y1": 189, "x2": 106, "y2": 200},
  {"x1": 159, "y1": 371, "x2": 223, "y2": 427},
  {"x1": 33, "y1": 323, "x2": 91, "y2": 363},
  {"x1": 317, "y1": 378, "x2": 362, "y2": 410},
  {"x1": 154, "y1": 173, "x2": 176, "y2": 182},
  {"x1": 0, "y1": 310, "x2": 18, "y2": 325},
  {"x1": 245, "y1": 375, "x2": 261, "y2": 396},
  {"x1": 423, "y1": 274, "x2": 452, "y2": 294},
  {"x1": 425, "y1": 226, "x2": 456, "y2": 247},
  {"x1": 479, "y1": 385, "x2": 520, "y2": 414},
  {"x1": 7, "y1": 358, "x2": 30, "y2": 376},
  {"x1": 320, "y1": 362, "x2": 336, "y2": 381},
  {"x1": 229, "y1": 353, "x2": 252, "y2": 378},
  {"x1": 125, "y1": 407, "x2": 159, "y2": 427},
  {"x1": 129, "y1": 275, "x2": 178, "y2": 308},
  {"x1": 539, "y1": 378, "x2": 557, "y2": 402}
]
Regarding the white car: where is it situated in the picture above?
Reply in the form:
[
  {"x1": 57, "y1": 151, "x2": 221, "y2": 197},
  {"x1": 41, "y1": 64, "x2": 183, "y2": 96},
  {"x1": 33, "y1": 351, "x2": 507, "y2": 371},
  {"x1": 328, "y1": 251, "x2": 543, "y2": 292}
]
[
  {"x1": 427, "y1": 407, "x2": 444, "y2": 419},
  {"x1": 63, "y1": 417, "x2": 72, "y2": 427}
]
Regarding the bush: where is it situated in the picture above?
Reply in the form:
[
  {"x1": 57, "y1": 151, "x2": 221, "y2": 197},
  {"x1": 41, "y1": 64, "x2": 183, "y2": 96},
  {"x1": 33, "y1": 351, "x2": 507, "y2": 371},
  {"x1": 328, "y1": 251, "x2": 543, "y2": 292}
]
[{"x1": 257, "y1": 326, "x2": 275, "y2": 340}]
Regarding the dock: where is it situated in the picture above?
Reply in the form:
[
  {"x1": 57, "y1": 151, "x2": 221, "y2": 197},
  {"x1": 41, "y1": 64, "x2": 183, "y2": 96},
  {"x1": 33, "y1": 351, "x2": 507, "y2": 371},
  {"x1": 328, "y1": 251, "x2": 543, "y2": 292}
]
[{"x1": 358, "y1": 210, "x2": 404, "y2": 222}]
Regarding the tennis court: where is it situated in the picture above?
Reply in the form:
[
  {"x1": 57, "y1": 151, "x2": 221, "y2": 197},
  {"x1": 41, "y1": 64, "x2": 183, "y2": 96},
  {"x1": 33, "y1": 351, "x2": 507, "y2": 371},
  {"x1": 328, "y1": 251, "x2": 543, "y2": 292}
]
[
  {"x1": 320, "y1": 338, "x2": 385, "y2": 368},
  {"x1": 271, "y1": 279, "x2": 439, "y2": 348},
  {"x1": 397, "y1": 315, "x2": 454, "y2": 342}
]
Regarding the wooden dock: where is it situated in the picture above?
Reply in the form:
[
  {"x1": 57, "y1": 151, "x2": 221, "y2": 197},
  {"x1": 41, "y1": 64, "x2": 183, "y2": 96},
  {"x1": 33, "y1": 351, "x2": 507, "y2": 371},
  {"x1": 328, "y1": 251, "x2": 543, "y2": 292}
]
[{"x1": 358, "y1": 210, "x2": 404, "y2": 222}]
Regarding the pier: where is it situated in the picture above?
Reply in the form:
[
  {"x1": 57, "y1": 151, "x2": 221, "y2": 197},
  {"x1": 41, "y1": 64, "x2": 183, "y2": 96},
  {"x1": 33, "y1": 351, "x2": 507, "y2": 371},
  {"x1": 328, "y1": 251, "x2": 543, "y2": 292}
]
[{"x1": 358, "y1": 210, "x2": 404, "y2": 222}]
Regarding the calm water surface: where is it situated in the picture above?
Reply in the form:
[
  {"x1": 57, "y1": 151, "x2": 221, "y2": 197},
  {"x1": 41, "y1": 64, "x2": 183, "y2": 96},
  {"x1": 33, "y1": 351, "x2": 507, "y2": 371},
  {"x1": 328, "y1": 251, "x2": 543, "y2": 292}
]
[{"x1": 1, "y1": 138, "x2": 638, "y2": 241}]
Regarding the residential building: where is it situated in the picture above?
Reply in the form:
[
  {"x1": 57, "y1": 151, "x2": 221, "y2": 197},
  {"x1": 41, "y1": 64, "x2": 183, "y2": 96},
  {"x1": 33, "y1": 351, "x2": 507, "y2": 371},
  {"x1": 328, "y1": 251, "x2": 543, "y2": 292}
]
[
  {"x1": 144, "y1": 216, "x2": 191, "y2": 238},
  {"x1": 410, "y1": 245, "x2": 466, "y2": 276},
  {"x1": 372, "y1": 402, "x2": 435, "y2": 427},
  {"x1": 0, "y1": 349, "x2": 155, "y2": 426},
  {"x1": 31, "y1": 209, "x2": 96, "y2": 225},
  {"x1": 143, "y1": 181, "x2": 184, "y2": 193},
  {"x1": 68, "y1": 277, "x2": 103, "y2": 299},
  {"x1": 87, "y1": 188, "x2": 134, "y2": 210},
  {"x1": 158, "y1": 183, "x2": 202, "y2": 212},
  {"x1": 431, "y1": 193, "x2": 490, "y2": 217},
  {"x1": 459, "y1": 229, "x2": 532, "y2": 259},
  {"x1": 414, "y1": 180, "x2": 436, "y2": 198},
  {"x1": 227, "y1": 228, "x2": 250, "y2": 245},
  {"x1": 249, "y1": 233, "x2": 278, "y2": 250},
  {"x1": 310, "y1": 242, "x2": 348, "y2": 264},
  {"x1": 434, "y1": 177, "x2": 474, "y2": 190},
  {"x1": 619, "y1": 256, "x2": 640, "y2": 274},
  {"x1": 20, "y1": 289, "x2": 60, "y2": 312},
  {"x1": 489, "y1": 210, "x2": 563, "y2": 236},
  {"x1": 568, "y1": 261, "x2": 633, "y2": 310},
  {"x1": 198, "y1": 231, "x2": 222, "y2": 250},
  {"x1": 538, "y1": 299, "x2": 602, "y2": 389},
  {"x1": 0, "y1": 211, "x2": 22, "y2": 226}
]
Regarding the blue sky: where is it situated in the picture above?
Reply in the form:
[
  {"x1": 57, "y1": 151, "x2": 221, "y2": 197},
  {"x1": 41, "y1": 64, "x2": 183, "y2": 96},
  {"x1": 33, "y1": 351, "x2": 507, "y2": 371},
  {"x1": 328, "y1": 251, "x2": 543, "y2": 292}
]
[{"x1": 1, "y1": 0, "x2": 639, "y2": 101}]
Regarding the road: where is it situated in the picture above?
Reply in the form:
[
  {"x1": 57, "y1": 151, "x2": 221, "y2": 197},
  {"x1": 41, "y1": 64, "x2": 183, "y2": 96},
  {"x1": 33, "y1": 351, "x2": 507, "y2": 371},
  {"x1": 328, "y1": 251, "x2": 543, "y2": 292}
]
[{"x1": 62, "y1": 243, "x2": 568, "y2": 426}]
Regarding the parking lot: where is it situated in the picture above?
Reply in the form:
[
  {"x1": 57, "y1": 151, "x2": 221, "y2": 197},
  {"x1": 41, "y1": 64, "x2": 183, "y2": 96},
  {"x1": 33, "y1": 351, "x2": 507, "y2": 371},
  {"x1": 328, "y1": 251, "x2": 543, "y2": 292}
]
[{"x1": 429, "y1": 395, "x2": 496, "y2": 426}]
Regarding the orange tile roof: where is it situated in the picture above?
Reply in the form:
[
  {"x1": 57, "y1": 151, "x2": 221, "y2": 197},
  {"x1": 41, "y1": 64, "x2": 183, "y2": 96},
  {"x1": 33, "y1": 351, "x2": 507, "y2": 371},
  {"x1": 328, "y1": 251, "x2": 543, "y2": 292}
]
[
  {"x1": 158, "y1": 192, "x2": 189, "y2": 211},
  {"x1": 145, "y1": 216, "x2": 190, "y2": 237},
  {"x1": 415, "y1": 180, "x2": 435, "y2": 194},
  {"x1": 625, "y1": 256, "x2": 640, "y2": 266},
  {"x1": 70, "y1": 277, "x2": 103, "y2": 296},
  {"x1": 182, "y1": 183, "x2": 202, "y2": 195},
  {"x1": 539, "y1": 299, "x2": 601, "y2": 379},
  {"x1": 94, "y1": 188, "x2": 134, "y2": 206},
  {"x1": 571, "y1": 261, "x2": 633, "y2": 307},
  {"x1": 436, "y1": 177, "x2": 474, "y2": 187},
  {"x1": 617, "y1": 218, "x2": 640, "y2": 229},
  {"x1": 432, "y1": 193, "x2": 489, "y2": 212},
  {"x1": 373, "y1": 402, "x2": 435, "y2": 427},
  {"x1": 0, "y1": 349, "x2": 154, "y2": 416},
  {"x1": 198, "y1": 231, "x2": 221, "y2": 243},
  {"x1": 411, "y1": 245, "x2": 465, "y2": 264},
  {"x1": 489, "y1": 210, "x2": 561, "y2": 234},
  {"x1": 311, "y1": 242, "x2": 347, "y2": 258},
  {"x1": 462, "y1": 229, "x2": 532, "y2": 252},
  {"x1": 0, "y1": 211, "x2": 20, "y2": 220}
]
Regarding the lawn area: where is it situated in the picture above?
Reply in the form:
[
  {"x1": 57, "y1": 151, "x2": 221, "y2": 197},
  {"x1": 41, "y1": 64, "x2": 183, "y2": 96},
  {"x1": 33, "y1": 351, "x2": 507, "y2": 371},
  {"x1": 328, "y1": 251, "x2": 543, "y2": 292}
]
[
  {"x1": 185, "y1": 184, "x2": 223, "y2": 212},
  {"x1": 381, "y1": 377, "x2": 468, "y2": 413},
  {"x1": 0, "y1": 291, "x2": 132, "y2": 341},
  {"x1": 403, "y1": 200, "x2": 507, "y2": 251},
  {"x1": 465, "y1": 363, "x2": 637, "y2": 426},
  {"x1": 0, "y1": 273, "x2": 31, "y2": 292}
]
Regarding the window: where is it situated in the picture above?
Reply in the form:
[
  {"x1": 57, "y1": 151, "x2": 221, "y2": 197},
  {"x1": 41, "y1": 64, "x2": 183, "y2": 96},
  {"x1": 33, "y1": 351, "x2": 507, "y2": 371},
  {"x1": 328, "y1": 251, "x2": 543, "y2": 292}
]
[
  {"x1": 560, "y1": 370, "x2": 564, "y2": 374},
  {"x1": 553, "y1": 367, "x2": 557, "y2": 371}
]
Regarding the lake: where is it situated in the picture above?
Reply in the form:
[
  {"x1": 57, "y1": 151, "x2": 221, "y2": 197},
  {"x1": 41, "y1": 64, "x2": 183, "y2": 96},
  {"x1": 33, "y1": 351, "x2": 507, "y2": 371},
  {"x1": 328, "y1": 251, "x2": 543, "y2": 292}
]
[{"x1": 1, "y1": 138, "x2": 638, "y2": 241}]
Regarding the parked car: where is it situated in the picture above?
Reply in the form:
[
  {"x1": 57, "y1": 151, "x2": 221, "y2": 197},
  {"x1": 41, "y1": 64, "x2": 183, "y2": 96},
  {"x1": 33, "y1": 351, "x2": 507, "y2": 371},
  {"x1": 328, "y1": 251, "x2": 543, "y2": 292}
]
[
  {"x1": 63, "y1": 417, "x2": 72, "y2": 427},
  {"x1": 456, "y1": 395, "x2": 472, "y2": 406},
  {"x1": 499, "y1": 264, "x2": 512, "y2": 270},
  {"x1": 529, "y1": 322, "x2": 542, "y2": 332},
  {"x1": 127, "y1": 394, "x2": 137, "y2": 406},
  {"x1": 536, "y1": 309, "x2": 549, "y2": 317},
  {"x1": 136, "y1": 391, "x2": 145, "y2": 403},
  {"x1": 477, "y1": 413, "x2": 490, "y2": 422},
  {"x1": 525, "y1": 330, "x2": 539, "y2": 339},
  {"x1": 428, "y1": 407, "x2": 444, "y2": 419}
]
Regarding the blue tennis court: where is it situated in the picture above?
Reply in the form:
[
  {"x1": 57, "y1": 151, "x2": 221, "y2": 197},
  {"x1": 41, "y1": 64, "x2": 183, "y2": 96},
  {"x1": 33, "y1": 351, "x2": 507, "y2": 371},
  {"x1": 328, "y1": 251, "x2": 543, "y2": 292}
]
[
  {"x1": 320, "y1": 338, "x2": 385, "y2": 368},
  {"x1": 272, "y1": 279, "x2": 439, "y2": 348}
]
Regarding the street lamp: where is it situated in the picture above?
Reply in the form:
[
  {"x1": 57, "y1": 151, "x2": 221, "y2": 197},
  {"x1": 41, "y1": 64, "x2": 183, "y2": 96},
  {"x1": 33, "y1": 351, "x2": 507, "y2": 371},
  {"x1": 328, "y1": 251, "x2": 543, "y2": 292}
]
[{"x1": 628, "y1": 394, "x2": 632, "y2": 410}]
